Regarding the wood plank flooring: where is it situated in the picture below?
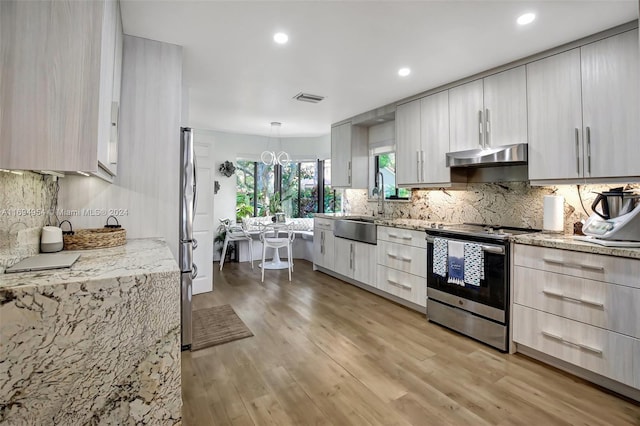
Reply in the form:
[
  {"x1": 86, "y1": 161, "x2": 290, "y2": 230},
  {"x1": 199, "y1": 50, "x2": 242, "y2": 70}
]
[{"x1": 182, "y1": 261, "x2": 640, "y2": 425}]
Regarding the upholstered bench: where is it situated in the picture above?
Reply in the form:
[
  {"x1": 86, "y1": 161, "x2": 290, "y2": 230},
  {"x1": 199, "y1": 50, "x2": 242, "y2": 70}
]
[{"x1": 234, "y1": 217, "x2": 314, "y2": 263}]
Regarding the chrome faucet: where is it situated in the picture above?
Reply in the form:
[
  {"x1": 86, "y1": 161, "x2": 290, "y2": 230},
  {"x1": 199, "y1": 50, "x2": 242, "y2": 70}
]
[{"x1": 375, "y1": 171, "x2": 385, "y2": 217}]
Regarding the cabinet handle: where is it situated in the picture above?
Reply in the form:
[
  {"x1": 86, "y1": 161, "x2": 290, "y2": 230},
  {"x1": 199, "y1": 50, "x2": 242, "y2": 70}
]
[
  {"x1": 387, "y1": 252, "x2": 412, "y2": 262},
  {"x1": 387, "y1": 278, "x2": 411, "y2": 290},
  {"x1": 586, "y1": 126, "x2": 591, "y2": 174},
  {"x1": 542, "y1": 258, "x2": 604, "y2": 271},
  {"x1": 320, "y1": 231, "x2": 324, "y2": 254},
  {"x1": 350, "y1": 244, "x2": 354, "y2": 270},
  {"x1": 574, "y1": 128, "x2": 580, "y2": 175},
  {"x1": 478, "y1": 110, "x2": 484, "y2": 148},
  {"x1": 348, "y1": 161, "x2": 352, "y2": 184},
  {"x1": 484, "y1": 108, "x2": 490, "y2": 147},
  {"x1": 541, "y1": 331, "x2": 603, "y2": 355},
  {"x1": 542, "y1": 289, "x2": 604, "y2": 308},
  {"x1": 420, "y1": 150, "x2": 425, "y2": 182},
  {"x1": 387, "y1": 233, "x2": 412, "y2": 240},
  {"x1": 416, "y1": 150, "x2": 420, "y2": 182}
]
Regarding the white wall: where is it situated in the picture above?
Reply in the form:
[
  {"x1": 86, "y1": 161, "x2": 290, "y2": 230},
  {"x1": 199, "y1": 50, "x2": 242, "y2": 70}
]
[
  {"x1": 59, "y1": 36, "x2": 183, "y2": 259},
  {"x1": 194, "y1": 129, "x2": 330, "y2": 259}
]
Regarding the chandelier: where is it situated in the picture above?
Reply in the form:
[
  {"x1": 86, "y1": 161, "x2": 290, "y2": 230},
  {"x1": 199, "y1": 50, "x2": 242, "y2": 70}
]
[{"x1": 261, "y1": 122, "x2": 290, "y2": 166}]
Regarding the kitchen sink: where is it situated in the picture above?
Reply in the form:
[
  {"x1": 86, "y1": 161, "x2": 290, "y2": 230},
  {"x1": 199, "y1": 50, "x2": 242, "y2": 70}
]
[{"x1": 334, "y1": 217, "x2": 377, "y2": 245}]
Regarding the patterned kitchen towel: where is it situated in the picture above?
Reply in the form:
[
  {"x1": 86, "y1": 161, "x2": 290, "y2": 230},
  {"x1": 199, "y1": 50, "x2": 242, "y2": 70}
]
[
  {"x1": 433, "y1": 237, "x2": 448, "y2": 277},
  {"x1": 447, "y1": 240, "x2": 465, "y2": 286},
  {"x1": 463, "y1": 243, "x2": 484, "y2": 286}
]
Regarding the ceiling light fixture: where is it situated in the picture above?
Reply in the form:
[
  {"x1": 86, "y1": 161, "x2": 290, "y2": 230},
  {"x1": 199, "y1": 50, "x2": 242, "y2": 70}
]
[
  {"x1": 517, "y1": 13, "x2": 536, "y2": 25},
  {"x1": 261, "y1": 122, "x2": 290, "y2": 166},
  {"x1": 398, "y1": 67, "x2": 411, "y2": 77},
  {"x1": 273, "y1": 32, "x2": 289, "y2": 44}
]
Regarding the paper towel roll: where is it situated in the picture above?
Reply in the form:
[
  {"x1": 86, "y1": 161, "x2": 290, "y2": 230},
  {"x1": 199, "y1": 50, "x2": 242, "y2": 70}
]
[{"x1": 543, "y1": 195, "x2": 564, "y2": 232}]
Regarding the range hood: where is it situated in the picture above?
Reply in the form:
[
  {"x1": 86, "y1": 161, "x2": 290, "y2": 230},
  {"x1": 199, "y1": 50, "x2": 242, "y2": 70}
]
[{"x1": 446, "y1": 143, "x2": 528, "y2": 168}]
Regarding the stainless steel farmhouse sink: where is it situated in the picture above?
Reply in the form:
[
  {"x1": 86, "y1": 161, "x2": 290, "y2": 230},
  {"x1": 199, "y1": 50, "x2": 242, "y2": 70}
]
[{"x1": 334, "y1": 217, "x2": 377, "y2": 245}]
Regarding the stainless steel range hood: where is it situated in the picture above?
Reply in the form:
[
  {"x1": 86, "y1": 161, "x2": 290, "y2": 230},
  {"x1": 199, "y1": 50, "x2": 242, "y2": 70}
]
[{"x1": 446, "y1": 143, "x2": 528, "y2": 168}]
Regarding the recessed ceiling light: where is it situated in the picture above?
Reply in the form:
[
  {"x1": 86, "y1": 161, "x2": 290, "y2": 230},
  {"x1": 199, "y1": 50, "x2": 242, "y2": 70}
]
[
  {"x1": 398, "y1": 68, "x2": 411, "y2": 77},
  {"x1": 517, "y1": 13, "x2": 536, "y2": 26},
  {"x1": 273, "y1": 32, "x2": 288, "y2": 44}
]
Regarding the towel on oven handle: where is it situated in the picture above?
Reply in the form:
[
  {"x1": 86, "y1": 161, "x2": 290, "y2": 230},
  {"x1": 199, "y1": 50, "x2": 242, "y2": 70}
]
[
  {"x1": 432, "y1": 237, "x2": 448, "y2": 277},
  {"x1": 463, "y1": 243, "x2": 484, "y2": 286},
  {"x1": 447, "y1": 240, "x2": 465, "y2": 286}
]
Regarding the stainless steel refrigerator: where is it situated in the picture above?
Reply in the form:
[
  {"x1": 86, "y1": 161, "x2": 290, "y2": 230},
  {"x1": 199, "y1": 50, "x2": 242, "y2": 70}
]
[{"x1": 180, "y1": 127, "x2": 197, "y2": 351}]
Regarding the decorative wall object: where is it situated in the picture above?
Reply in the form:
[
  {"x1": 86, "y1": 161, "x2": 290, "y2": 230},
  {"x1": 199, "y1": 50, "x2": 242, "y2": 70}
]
[{"x1": 219, "y1": 161, "x2": 236, "y2": 177}]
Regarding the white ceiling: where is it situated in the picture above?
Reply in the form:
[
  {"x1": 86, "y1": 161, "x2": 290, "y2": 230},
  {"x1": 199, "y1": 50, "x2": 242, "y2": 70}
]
[{"x1": 120, "y1": 1, "x2": 638, "y2": 137}]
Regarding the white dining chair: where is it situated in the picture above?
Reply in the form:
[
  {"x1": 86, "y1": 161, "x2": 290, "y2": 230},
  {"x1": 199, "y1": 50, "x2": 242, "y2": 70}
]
[
  {"x1": 259, "y1": 222, "x2": 295, "y2": 282},
  {"x1": 219, "y1": 219, "x2": 253, "y2": 271}
]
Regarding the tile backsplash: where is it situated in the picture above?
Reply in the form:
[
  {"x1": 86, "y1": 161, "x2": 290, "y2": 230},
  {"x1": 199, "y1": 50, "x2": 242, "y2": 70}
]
[
  {"x1": 0, "y1": 172, "x2": 57, "y2": 271},
  {"x1": 346, "y1": 181, "x2": 640, "y2": 234}
]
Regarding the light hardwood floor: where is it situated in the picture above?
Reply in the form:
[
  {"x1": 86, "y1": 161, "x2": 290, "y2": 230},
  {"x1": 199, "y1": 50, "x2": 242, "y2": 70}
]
[{"x1": 182, "y1": 260, "x2": 640, "y2": 425}]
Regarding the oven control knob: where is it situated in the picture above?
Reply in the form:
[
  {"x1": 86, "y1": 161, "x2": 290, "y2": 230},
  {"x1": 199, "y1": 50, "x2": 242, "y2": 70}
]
[
  {"x1": 458, "y1": 299, "x2": 464, "y2": 306},
  {"x1": 487, "y1": 227, "x2": 494, "y2": 234},
  {"x1": 497, "y1": 229, "x2": 505, "y2": 235},
  {"x1": 437, "y1": 223, "x2": 444, "y2": 229},
  {"x1": 431, "y1": 223, "x2": 437, "y2": 228}
]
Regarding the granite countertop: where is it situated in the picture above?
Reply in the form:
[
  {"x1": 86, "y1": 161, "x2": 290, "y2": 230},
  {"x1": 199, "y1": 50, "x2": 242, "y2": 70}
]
[
  {"x1": 512, "y1": 233, "x2": 640, "y2": 260},
  {"x1": 0, "y1": 238, "x2": 179, "y2": 290}
]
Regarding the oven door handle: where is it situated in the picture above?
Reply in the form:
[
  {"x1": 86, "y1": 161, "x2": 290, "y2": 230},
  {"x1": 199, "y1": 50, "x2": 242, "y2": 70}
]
[{"x1": 425, "y1": 236, "x2": 505, "y2": 255}]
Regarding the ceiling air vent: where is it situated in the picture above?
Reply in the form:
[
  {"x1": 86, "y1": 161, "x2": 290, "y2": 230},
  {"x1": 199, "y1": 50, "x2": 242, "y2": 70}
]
[{"x1": 293, "y1": 92, "x2": 325, "y2": 103}]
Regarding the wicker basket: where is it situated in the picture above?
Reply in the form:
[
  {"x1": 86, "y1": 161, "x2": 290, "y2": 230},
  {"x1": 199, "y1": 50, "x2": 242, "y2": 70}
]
[{"x1": 63, "y1": 228, "x2": 126, "y2": 250}]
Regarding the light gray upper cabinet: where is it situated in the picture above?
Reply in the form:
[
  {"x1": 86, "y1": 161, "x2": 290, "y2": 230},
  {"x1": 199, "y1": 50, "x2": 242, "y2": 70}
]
[
  {"x1": 449, "y1": 66, "x2": 527, "y2": 152},
  {"x1": 527, "y1": 29, "x2": 639, "y2": 183},
  {"x1": 331, "y1": 122, "x2": 368, "y2": 188},
  {"x1": 0, "y1": 0, "x2": 123, "y2": 179},
  {"x1": 396, "y1": 91, "x2": 451, "y2": 187},
  {"x1": 395, "y1": 100, "x2": 421, "y2": 185},
  {"x1": 581, "y1": 29, "x2": 639, "y2": 179},
  {"x1": 449, "y1": 79, "x2": 484, "y2": 152}
]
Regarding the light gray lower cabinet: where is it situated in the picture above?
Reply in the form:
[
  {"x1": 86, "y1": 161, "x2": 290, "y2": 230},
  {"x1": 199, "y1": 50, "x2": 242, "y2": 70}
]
[
  {"x1": 313, "y1": 227, "x2": 335, "y2": 270},
  {"x1": 0, "y1": 0, "x2": 123, "y2": 178},
  {"x1": 512, "y1": 243, "x2": 640, "y2": 392},
  {"x1": 332, "y1": 237, "x2": 376, "y2": 287}
]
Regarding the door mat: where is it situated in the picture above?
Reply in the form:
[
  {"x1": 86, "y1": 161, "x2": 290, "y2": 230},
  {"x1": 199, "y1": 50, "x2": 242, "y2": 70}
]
[{"x1": 192, "y1": 304, "x2": 254, "y2": 351}]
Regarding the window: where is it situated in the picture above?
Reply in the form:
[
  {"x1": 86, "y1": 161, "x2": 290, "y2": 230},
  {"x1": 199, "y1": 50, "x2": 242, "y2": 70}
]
[
  {"x1": 374, "y1": 152, "x2": 410, "y2": 200},
  {"x1": 236, "y1": 159, "x2": 338, "y2": 218}
]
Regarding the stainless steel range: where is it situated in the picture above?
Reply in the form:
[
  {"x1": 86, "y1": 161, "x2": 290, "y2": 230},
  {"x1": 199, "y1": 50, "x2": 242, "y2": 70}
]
[{"x1": 425, "y1": 223, "x2": 539, "y2": 351}]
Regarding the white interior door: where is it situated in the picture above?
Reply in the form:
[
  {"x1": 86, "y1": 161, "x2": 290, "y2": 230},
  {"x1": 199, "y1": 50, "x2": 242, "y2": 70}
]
[{"x1": 193, "y1": 142, "x2": 214, "y2": 294}]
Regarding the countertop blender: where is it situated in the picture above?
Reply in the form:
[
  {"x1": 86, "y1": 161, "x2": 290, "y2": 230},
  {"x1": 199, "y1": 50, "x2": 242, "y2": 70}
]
[{"x1": 580, "y1": 188, "x2": 640, "y2": 245}]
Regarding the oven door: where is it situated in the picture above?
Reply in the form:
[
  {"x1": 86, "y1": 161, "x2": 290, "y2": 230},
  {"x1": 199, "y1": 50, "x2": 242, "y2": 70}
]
[{"x1": 426, "y1": 235, "x2": 507, "y2": 322}]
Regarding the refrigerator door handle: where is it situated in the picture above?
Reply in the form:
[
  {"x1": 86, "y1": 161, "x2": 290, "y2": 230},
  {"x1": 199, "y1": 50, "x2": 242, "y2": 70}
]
[
  {"x1": 191, "y1": 263, "x2": 198, "y2": 279},
  {"x1": 193, "y1": 151, "x2": 198, "y2": 224}
]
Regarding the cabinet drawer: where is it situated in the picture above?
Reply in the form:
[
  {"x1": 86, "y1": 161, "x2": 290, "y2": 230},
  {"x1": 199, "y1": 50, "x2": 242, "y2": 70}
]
[
  {"x1": 314, "y1": 217, "x2": 335, "y2": 231},
  {"x1": 513, "y1": 304, "x2": 636, "y2": 388},
  {"x1": 377, "y1": 265, "x2": 426, "y2": 307},
  {"x1": 514, "y1": 266, "x2": 640, "y2": 338},
  {"x1": 514, "y1": 244, "x2": 640, "y2": 289},
  {"x1": 377, "y1": 241, "x2": 426, "y2": 277},
  {"x1": 377, "y1": 226, "x2": 427, "y2": 248}
]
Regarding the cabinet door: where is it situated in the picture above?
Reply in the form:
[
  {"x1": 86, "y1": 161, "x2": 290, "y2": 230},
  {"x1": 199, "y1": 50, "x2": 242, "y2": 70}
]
[
  {"x1": 581, "y1": 29, "x2": 640, "y2": 179},
  {"x1": 396, "y1": 100, "x2": 422, "y2": 185},
  {"x1": 420, "y1": 91, "x2": 450, "y2": 184},
  {"x1": 96, "y1": 0, "x2": 119, "y2": 177},
  {"x1": 527, "y1": 49, "x2": 584, "y2": 180},
  {"x1": 0, "y1": 0, "x2": 103, "y2": 171},
  {"x1": 449, "y1": 79, "x2": 484, "y2": 152},
  {"x1": 313, "y1": 228, "x2": 324, "y2": 268},
  {"x1": 353, "y1": 242, "x2": 376, "y2": 287},
  {"x1": 482, "y1": 66, "x2": 527, "y2": 147},
  {"x1": 333, "y1": 238, "x2": 353, "y2": 278},
  {"x1": 322, "y1": 232, "x2": 335, "y2": 271},
  {"x1": 331, "y1": 123, "x2": 352, "y2": 187}
]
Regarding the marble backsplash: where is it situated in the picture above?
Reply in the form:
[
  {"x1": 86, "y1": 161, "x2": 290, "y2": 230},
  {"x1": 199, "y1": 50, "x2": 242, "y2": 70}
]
[
  {"x1": 0, "y1": 172, "x2": 57, "y2": 272},
  {"x1": 345, "y1": 182, "x2": 640, "y2": 235}
]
